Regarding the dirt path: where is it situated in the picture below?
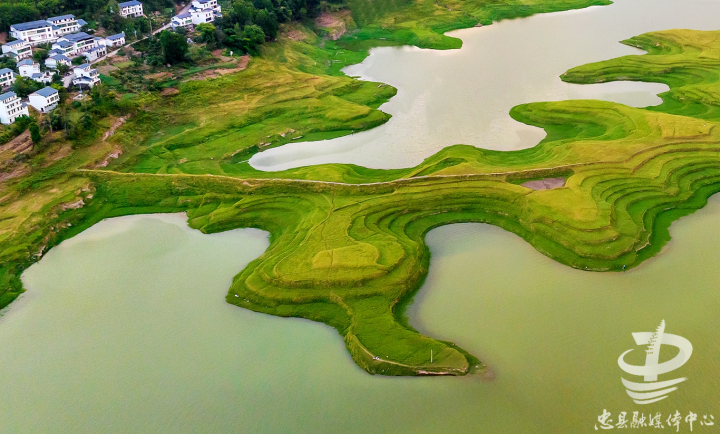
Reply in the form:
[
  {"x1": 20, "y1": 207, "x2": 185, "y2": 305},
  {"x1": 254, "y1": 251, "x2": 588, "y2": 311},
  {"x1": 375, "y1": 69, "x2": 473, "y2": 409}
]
[{"x1": 103, "y1": 117, "x2": 127, "y2": 141}]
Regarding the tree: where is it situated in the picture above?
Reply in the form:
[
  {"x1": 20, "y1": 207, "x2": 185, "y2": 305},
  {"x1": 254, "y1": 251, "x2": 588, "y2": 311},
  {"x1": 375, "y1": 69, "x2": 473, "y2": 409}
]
[
  {"x1": 51, "y1": 83, "x2": 68, "y2": 103},
  {"x1": 136, "y1": 17, "x2": 150, "y2": 33},
  {"x1": 29, "y1": 122, "x2": 42, "y2": 144},
  {"x1": 189, "y1": 45, "x2": 211, "y2": 63},
  {"x1": 12, "y1": 76, "x2": 42, "y2": 98},
  {"x1": 159, "y1": 30, "x2": 188, "y2": 65},
  {"x1": 254, "y1": 8, "x2": 278, "y2": 40},
  {"x1": 33, "y1": 48, "x2": 49, "y2": 62},
  {"x1": 241, "y1": 24, "x2": 265, "y2": 54},
  {"x1": 196, "y1": 23, "x2": 217, "y2": 46}
]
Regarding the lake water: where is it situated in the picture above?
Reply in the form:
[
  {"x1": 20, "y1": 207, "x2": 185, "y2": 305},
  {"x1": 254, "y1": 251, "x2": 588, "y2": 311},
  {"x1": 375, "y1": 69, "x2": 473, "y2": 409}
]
[
  {"x1": 4, "y1": 0, "x2": 720, "y2": 432},
  {"x1": 3, "y1": 199, "x2": 720, "y2": 433},
  {"x1": 250, "y1": 0, "x2": 720, "y2": 171}
]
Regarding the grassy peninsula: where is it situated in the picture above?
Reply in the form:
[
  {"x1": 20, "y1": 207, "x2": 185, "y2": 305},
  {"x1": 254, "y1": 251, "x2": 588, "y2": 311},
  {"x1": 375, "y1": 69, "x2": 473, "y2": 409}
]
[{"x1": 4, "y1": 2, "x2": 720, "y2": 376}]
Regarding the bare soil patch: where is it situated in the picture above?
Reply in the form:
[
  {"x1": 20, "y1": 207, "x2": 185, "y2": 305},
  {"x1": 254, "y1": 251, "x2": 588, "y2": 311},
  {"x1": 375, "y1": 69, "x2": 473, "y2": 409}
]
[
  {"x1": 287, "y1": 30, "x2": 307, "y2": 41},
  {"x1": 96, "y1": 147, "x2": 123, "y2": 168},
  {"x1": 521, "y1": 177, "x2": 566, "y2": 190},
  {"x1": 0, "y1": 130, "x2": 33, "y2": 156},
  {"x1": 315, "y1": 11, "x2": 350, "y2": 40},
  {"x1": 103, "y1": 117, "x2": 127, "y2": 141},
  {"x1": 43, "y1": 144, "x2": 73, "y2": 166},
  {"x1": 216, "y1": 55, "x2": 250, "y2": 75},
  {"x1": 145, "y1": 71, "x2": 172, "y2": 80},
  {"x1": 0, "y1": 166, "x2": 29, "y2": 184}
]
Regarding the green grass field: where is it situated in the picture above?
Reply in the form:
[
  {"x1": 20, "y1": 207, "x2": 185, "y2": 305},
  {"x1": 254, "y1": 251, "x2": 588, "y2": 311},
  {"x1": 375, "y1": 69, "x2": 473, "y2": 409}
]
[{"x1": 4, "y1": 2, "x2": 720, "y2": 376}]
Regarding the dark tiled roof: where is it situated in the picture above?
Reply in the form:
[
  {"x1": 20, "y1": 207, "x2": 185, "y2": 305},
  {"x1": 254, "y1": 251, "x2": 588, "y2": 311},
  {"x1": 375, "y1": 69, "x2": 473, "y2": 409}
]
[
  {"x1": 4, "y1": 39, "x2": 27, "y2": 47},
  {"x1": 0, "y1": 91, "x2": 17, "y2": 101},
  {"x1": 34, "y1": 86, "x2": 59, "y2": 97},
  {"x1": 11, "y1": 20, "x2": 51, "y2": 31},
  {"x1": 47, "y1": 14, "x2": 75, "y2": 22}
]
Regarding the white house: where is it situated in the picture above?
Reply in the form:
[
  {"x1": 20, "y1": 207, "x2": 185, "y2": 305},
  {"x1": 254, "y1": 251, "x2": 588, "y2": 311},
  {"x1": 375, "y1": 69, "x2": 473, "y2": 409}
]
[
  {"x1": 28, "y1": 87, "x2": 60, "y2": 113},
  {"x1": 52, "y1": 32, "x2": 98, "y2": 57},
  {"x1": 0, "y1": 68, "x2": 16, "y2": 89},
  {"x1": 18, "y1": 59, "x2": 41, "y2": 78},
  {"x1": 171, "y1": 13, "x2": 193, "y2": 29},
  {"x1": 46, "y1": 14, "x2": 81, "y2": 35},
  {"x1": 1, "y1": 39, "x2": 32, "y2": 60},
  {"x1": 73, "y1": 63, "x2": 100, "y2": 88},
  {"x1": 104, "y1": 32, "x2": 126, "y2": 47},
  {"x1": 9, "y1": 20, "x2": 61, "y2": 46},
  {"x1": 191, "y1": 0, "x2": 220, "y2": 13},
  {"x1": 0, "y1": 91, "x2": 29, "y2": 125},
  {"x1": 30, "y1": 71, "x2": 54, "y2": 84},
  {"x1": 45, "y1": 54, "x2": 72, "y2": 69},
  {"x1": 172, "y1": 0, "x2": 221, "y2": 29},
  {"x1": 51, "y1": 40, "x2": 74, "y2": 57},
  {"x1": 118, "y1": 1, "x2": 144, "y2": 18},
  {"x1": 190, "y1": 8, "x2": 218, "y2": 25},
  {"x1": 83, "y1": 45, "x2": 107, "y2": 62}
]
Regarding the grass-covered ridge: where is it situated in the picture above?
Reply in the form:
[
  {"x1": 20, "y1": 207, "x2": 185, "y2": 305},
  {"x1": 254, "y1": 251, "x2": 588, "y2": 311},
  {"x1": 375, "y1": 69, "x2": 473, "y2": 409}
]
[
  {"x1": 2, "y1": 0, "x2": 610, "y2": 316},
  {"x1": 91, "y1": 28, "x2": 720, "y2": 375},
  {"x1": 6, "y1": 4, "x2": 720, "y2": 376}
]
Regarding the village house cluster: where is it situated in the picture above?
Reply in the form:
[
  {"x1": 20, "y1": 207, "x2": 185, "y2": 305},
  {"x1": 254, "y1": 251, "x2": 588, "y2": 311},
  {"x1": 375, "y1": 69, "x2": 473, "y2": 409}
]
[
  {"x1": 171, "y1": 0, "x2": 221, "y2": 30},
  {"x1": 0, "y1": 8, "x2": 135, "y2": 124},
  {"x1": 0, "y1": 86, "x2": 60, "y2": 125}
]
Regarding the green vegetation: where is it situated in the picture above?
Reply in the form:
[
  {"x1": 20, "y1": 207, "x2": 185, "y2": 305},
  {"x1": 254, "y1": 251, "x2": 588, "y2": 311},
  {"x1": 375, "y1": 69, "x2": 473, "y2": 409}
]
[
  {"x1": 0, "y1": 0, "x2": 164, "y2": 43},
  {"x1": 6, "y1": 1, "x2": 720, "y2": 377},
  {"x1": 159, "y1": 30, "x2": 189, "y2": 64}
]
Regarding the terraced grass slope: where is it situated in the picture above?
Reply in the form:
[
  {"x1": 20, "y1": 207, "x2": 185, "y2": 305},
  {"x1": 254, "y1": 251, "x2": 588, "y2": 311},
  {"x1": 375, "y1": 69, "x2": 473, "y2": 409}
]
[
  {"x1": 6, "y1": 5, "x2": 720, "y2": 375},
  {"x1": 48, "y1": 29, "x2": 720, "y2": 376},
  {"x1": 116, "y1": 58, "x2": 397, "y2": 175},
  {"x1": 0, "y1": 0, "x2": 611, "y2": 321},
  {"x1": 563, "y1": 29, "x2": 720, "y2": 120}
]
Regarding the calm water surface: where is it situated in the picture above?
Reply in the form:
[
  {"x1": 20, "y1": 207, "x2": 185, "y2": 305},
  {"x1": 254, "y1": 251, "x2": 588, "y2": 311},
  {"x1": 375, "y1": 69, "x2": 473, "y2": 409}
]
[
  {"x1": 3, "y1": 198, "x2": 720, "y2": 433},
  {"x1": 250, "y1": 0, "x2": 720, "y2": 171},
  {"x1": 4, "y1": 1, "x2": 720, "y2": 433}
]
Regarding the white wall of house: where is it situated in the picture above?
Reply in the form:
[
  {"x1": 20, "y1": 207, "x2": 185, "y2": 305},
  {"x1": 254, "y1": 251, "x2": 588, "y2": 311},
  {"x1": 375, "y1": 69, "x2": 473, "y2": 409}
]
[
  {"x1": 1, "y1": 40, "x2": 32, "y2": 60},
  {"x1": 52, "y1": 33, "x2": 99, "y2": 58},
  {"x1": 171, "y1": 14, "x2": 193, "y2": 29},
  {"x1": 47, "y1": 15, "x2": 80, "y2": 35},
  {"x1": 10, "y1": 21, "x2": 60, "y2": 46},
  {"x1": 73, "y1": 65, "x2": 100, "y2": 88},
  {"x1": 104, "y1": 33, "x2": 126, "y2": 47},
  {"x1": 191, "y1": 0, "x2": 220, "y2": 12},
  {"x1": 19, "y1": 62, "x2": 41, "y2": 78},
  {"x1": 0, "y1": 93, "x2": 29, "y2": 125},
  {"x1": 28, "y1": 90, "x2": 60, "y2": 113},
  {"x1": 0, "y1": 70, "x2": 15, "y2": 88},
  {"x1": 191, "y1": 9, "x2": 215, "y2": 25},
  {"x1": 119, "y1": 3, "x2": 144, "y2": 18},
  {"x1": 83, "y1": 46, "x2": 107, "y2": 62},
  {"x1": 45, "y1": 56, "x2": 71, "y2": 69}
]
